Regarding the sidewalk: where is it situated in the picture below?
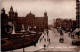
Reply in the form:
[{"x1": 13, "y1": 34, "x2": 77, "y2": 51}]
[
  {"x1": 6, "y1": 32, "x2": 49, "y2": 52},
  {"x1": 37, "y1": 28, "x2": 79, "y2": 51}
]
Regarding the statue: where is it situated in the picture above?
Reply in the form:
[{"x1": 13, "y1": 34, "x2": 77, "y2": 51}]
[
  {"x1": 11, "y1": 25, "x2": 15, "y2": 34},
  {"x1": 27, "y1": 26, "x2": 29, "y2": 31},
  {"x1": 21, "y1": 24, "x2": 26, "y2": 32},
  {"x1": 22, "y1": 24, "x2": 25, "y2": 30}
]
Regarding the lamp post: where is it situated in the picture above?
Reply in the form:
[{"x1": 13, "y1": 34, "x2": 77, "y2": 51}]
[
  {"x1": 22, "y1": 31, "x2": 25, "y2": 52},
  {"x1": 21, "y1": 30, "x2": 26, "y2": 52},
  {"x1": 21, "y1": 24, "x2": 26, "y2": 52}
]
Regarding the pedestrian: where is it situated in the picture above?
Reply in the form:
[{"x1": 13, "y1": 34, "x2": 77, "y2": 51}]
[
  {"x1": 68, "y1": 32, "x2": 70, "y2": 37},
  {"x1": 47, "y1": 30, "x2": 49, "y2": 35},
  {"x1": 44, "y1": 38, "x2": 46, "y2": 42},
  {"x1": 40, "y1": 39, "x2": 41, "y2": 42},
  {"x1": 43, "y1": 36, "x2": 44, "y2": 38},
  {"x1": 47, "y1": 38, "x2": 48, "y2": 41},
  {"x1": 60, "y1": 32, "x2": 63, "y2": 36},
  {"x1": 44, "y1": 44, "x2": 46, "y2": 50},
  {"x1": 34, "y1": 43, "x2": 36, "y2": 47},
  {"x1": 49, "y1": 38, "x2": 50, "y2": 43}
]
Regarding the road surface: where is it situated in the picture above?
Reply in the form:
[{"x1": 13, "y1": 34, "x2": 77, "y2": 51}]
[{"x1": 38, "y1": 28, "x2": 80, "y2": 51}]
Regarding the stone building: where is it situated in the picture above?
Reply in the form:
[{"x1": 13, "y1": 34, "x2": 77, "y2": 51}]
[
  {"x1": 1, "y1": 6, "x2": 48, "y2": 32},
  {"x1": 1, "y1": 8, "x2": 8, "y2": 26},
  {"x1": 76, "y1": 0, "x2": 80, "y2": 28},
  {"x1": 54, "y1": 18, "x2": 76, "y2": 31}
]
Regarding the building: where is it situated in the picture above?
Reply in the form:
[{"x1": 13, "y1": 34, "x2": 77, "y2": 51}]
[
  {"x1": 76, "y1": 0, "x2": 80, "y2": 28},
  {"x1": 1, "y1": 8, "x2": 8, "y2": 34},
  {"x1": 54, "y1": 18, "x2": 76, "y2": 31},
  {"x1": 1, "y1": 6, "x2": 48, "y2": 32},
  {"x1": 1, "y1": 8, "x2": 8, "y2": 26}
]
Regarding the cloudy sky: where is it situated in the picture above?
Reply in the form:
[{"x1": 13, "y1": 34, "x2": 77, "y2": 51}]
[{"x1": 1, "y1": 0, "x2": 76, "y2": 24}]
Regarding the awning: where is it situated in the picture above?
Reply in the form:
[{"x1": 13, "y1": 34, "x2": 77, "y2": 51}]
[{"x1": 73, "y1": 28, "x2": 80, "y2": 33}]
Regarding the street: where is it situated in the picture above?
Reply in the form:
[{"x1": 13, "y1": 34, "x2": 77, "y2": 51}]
[
  {"x1": 38, "y1": 28, "x2": 80, "y2": 51},
  {"x1": 5, "y1": 28, "x2": 80, "y2": 52}
]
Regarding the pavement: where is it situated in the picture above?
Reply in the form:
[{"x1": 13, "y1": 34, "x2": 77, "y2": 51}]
[
  {"x1": 37, "y1": 28, "x2": 80, "y2": 51},
  {"x1": 5, "y1": 28, "x2": 80, "y2": 52}
]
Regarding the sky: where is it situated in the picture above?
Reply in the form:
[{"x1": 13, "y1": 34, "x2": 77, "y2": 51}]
[{"x1": 1, "y1": 0, "x2": 76, "y2": 24}]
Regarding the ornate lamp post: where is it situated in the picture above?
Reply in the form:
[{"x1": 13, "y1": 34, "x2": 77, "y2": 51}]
[{"x1": 21, "y1": 24, "x2": 26, "y2": 52}]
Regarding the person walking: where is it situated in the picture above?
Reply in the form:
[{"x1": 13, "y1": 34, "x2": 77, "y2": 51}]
[
  {"x1": 60, "y1": 32, "x2": 63, "y2": 36},
  {"x1": 40, "y1": 38, "x2": 41, "y2": 42},
  {"x1": 44, "y1": 44, "x2": 46, "y2": 50},
  {"x1": 44, "y1": 38, "x2": 46, "y2": 42},
  {"x1": 47, "y1": 30, "x2": 49, "y2": 36},
  {"x1": 49, "y1": 38, "x2": 50, "y2": 43},
  {"x1": 43, "y1": 36, "x2": 44, "y2": 38},
  {"x1": 68, "y1": 32, "x2": 71, "y2": 37}
]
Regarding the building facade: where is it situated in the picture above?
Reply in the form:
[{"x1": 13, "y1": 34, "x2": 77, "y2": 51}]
[
  {"x1": 76, "y1": 0, "x2": 80, "y2": 28},
  {"x1": 54, "y1": 18, "x2": 76, "y2": 31},
  {"x1": 1, "y1": 8, "x2": 8, "y2": 34},
  {"x1": 1, "y1": 6, "x2": 48, "y2": 32}
]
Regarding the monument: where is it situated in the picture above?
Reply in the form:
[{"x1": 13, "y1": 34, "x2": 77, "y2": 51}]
[
  {"x1": 11, "y1": 25, "x2": 15, "y2": 34},
  {"x1": 21, "y1": 24, "x2": 26, "y2": 32}
]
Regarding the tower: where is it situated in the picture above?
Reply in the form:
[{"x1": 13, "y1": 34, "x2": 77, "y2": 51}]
[
  {"x1": 14, "y1": 11, "x2": 18, "y2": 17},
  {"x1": 1, "y1": 8, "x2": 5, "y2": 14},
  {"x1": 1, "y1": 8, "x2": 8, "y2": 26},
  {"x1": 10, "y1": 6, "x2": 13, "y2": 12},
  {"x1": 9, "y1": 6, "x2": 14, "y2": 18},
  {"x1": 44, "y1": 10, "x2": 48, "y2": 29},
  {"x1": 44, "y1": 10, "x2": 47, "y2": 17}
]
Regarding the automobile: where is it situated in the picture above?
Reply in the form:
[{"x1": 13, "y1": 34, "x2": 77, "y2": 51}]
[
  {"x1": 72, "y1": 39, "x2": 80, "y2": 46},
  {"x1": 59, "y1": 38, "x2": 64, "y2": 43}
]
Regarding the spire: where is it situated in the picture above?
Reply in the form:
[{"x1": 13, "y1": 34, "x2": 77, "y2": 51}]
[
  {"x1": 30, "y1": 11, "x2": 32, "y2": 14},
  {"x1": 44, "y1": 10, "x2": 47, "y2": 17},
  {"x1": 10, "y1": 6, "x2": 13, "y2": 11},
  {"x1": 11, "y1": 6, "x2": 13, "y2": 9},
  {"x1": 14, "y1": 10, "x2": 18, "y2": 17}
]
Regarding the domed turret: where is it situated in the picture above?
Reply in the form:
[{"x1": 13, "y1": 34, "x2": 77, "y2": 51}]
[
  {"x1": 10, "y1": 6, "x2": 13, "y2": 12},
  {"x1": 44, "y1": 10, "x2": 47, "y2": 17},
  {"x1": 14, "y1": 11, "x2": 18, "y2": 17},
  {"x1": 26, "y1": 11, "x2": 35, "y2": 18},
  {"x1": 8, "y1": 6, "x2": 14, "y2": 17},
  {"x1": 1, "y1": 8, "x2": 5, "y2": 14}
]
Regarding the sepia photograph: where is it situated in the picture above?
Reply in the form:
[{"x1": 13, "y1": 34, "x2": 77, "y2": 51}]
[{"x1": 1, "y1": 0, "x2": 80, "y2": 52}]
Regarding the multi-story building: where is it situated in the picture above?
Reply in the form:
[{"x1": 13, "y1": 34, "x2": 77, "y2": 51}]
[
  {"x1": 54, "y1": 18, "x2": 76, "y2": 31},
  {"x1": 76, "y1": 0, "x2": 80, "y2": 28},
  {"x1": 1, "y1": 6, "x2": 48, "y2": 32}
]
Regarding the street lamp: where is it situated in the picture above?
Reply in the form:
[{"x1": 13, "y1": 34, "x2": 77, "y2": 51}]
[
  {"x1": 21, "y1": 24, "x2": 26, "y2": 52},
  {"x1": 22, "y1": 31, "x2": 26, "y2": 52}
]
